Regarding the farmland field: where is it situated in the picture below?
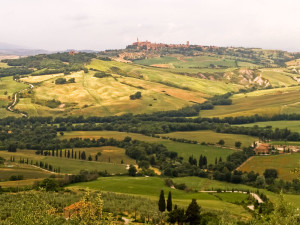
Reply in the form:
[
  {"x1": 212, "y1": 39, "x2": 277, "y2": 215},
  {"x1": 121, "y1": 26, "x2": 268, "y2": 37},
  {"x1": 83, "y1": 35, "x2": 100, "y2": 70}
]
[
  {"x1": 69, "y1": 176, "x2": 252, "y2": 219},
  {"x1": 234, "y1": 121, "x2": 300, "y2": 133},
  {"x1": 0, "y1": 164, "x2": 52, "y2": 181},
  {"x1": 261, "y1": 69, "x2": 298, "y2": 87},
  {"x1": 134, "y1": 55, "x2": 239, "y2": 69},
  {"x1": 0, "y1": 148, "x2": 127, "y2": 174},
  {"x1": 160, "y1": 130, "x2": 257, "y2": 148},
  {"x1": 201, "y1": 86, "x2": 300, "y2": 118},
  {"x1": 61, "y1": 131, "x2": 236, "y2": 164},
  {"x1": 238, "y1": 154, "x2": 300, "y2": 181}
]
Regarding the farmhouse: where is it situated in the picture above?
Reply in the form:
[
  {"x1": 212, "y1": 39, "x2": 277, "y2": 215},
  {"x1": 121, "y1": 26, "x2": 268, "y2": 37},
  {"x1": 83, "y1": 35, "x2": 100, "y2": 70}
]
[{"x1": 254, "y1": 143, "x2": 270, "y2": 155}]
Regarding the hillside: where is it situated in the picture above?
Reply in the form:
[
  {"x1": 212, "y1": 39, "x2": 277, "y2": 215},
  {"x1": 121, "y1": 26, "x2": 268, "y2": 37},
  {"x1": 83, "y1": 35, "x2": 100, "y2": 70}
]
[{"x1": 1, "y1": 44, "x2": 300, "y2": 224}]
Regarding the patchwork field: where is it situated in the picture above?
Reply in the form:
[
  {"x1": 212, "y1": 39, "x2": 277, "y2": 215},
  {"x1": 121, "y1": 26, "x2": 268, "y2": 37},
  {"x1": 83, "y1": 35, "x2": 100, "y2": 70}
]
[
  {"x1": 201, "y1": 86, "x2": 300, "y2": 118},
  {"x1": 89, "y1": 59, "x2": 240, "y2": 95},
  {"x1": 61, "y1": 130, "x2": 236, "y2": 164},
  {"x1": 0, "y1": 148, "x2": 128, "y2": 175},
  {"x1": 160, "y1": 130, "x2": 257, "y2": 148},
  {"x1": 134, "y1": 55, "x2": 239, "y2": 69},
  {"x1": 238, "y1": 154, "x2": 300, "y2": 181}
]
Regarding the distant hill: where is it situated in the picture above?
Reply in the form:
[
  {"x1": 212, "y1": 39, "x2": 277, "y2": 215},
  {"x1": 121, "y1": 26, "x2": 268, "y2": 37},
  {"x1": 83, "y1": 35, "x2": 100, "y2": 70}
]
[{"x1": 0, "y1": 42, "x2": 50, "y2": 56}]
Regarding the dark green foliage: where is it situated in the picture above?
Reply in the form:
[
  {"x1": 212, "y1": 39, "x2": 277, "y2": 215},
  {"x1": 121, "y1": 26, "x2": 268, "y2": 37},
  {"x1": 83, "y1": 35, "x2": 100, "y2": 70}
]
[
  {"x1": 81, "y1": 151, "x2": 86, "y2": 160},
  {"x1": 38, "y1": 178, "x2": 59, "y2": 191},
  {"x1": 94, "y1": 71, "x2": 111, "y2": 78},
  {"x1": 158, "y1": 190, "x2": 166, "y2": 212},
  {"x1": 55, "y1": 78, "x2": 67, "y2": 84},
  {"x1": 9, "y1": 174, "x2": 24, "y2": 181},
  {"x1": 167, "y1": 191, "x2": 172, "y2": 212},
  {"x1": 168, "y1": 208, "x2": 185, "y2": 224},
  {"x1": 218, "y1": 139, "x2": 225, "y2": 145},
  {"x1": 128, "y1": 164, "x2": 137, "y2": 176},
  {"x1": 185, "y1": 199, "x2": 201, "y2": 225},
  {"x1": 130, "y1": 91, "x2": 142, "y2": 100},
  {"x1": 0, "y1": 156, "x2": 5, "y2": 165},
  {"x1": 0, "y1": 67, "x2": 33, "y2": 77},
  {"x1": 7, "y1": 144, "x2": 17, "y2": 152},
  {"x1": 235, "y1": 141, "x2": 242, "y2": 148}
]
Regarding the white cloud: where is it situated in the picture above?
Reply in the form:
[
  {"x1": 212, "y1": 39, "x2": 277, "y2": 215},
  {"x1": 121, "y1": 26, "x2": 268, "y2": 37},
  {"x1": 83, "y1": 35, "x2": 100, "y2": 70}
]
[{"x1": 0, "y1": 0, "x2": 299, "y2": 51}]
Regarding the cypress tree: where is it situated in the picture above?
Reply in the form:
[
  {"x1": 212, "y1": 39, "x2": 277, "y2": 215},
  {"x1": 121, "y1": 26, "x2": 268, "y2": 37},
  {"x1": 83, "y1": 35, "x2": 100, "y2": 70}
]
[
  {"x1": 199, "y1": 155, "x2": 203, "y2": 168},
  {"x1": 167, "y1": 191, "x2": 172, "y2": 212},
  {"x1": 75, "y1": 151, "x2": 77, "y2": 159},
  {"x1": 52, "y1": 149, "x2": 54, "y2": 156},
  {"x1": 56, "y1": 149, "x2": 58, "y2": 157},
  {"x1": 158, "y1": 190, "x2": 166, "y2": 212},
  {"x1": 203, "y1": 156, "x2": 207, "y2": 168},
  {"x1": 79, "y1": 151, "x2": 81, "y2": 159},
  {"x1": 60, "y1": 149, "x2": 62, "y2": 157},
  {"x1": 71, "y1": 149, "x2": 74, "y2": 158},
  {"x1": 95, "y1": 155, "x2": 98, "y2": 161},
  {"x1": 215, "y1": 157, "x2": 218, "y2": 165},
  {"x1": 64, "y1": 150, "x2": 67, "y2": 158},
  {"x1": 81, "y1": 151, "x2": 86, "y2": 160},
  {"x1": 67, "y1": 150, "x2": 70, "y2": 158},
  {"x1": 219, "y1": 157, "x2": 223, "y2": 163},
  {"x1": 185, "y1": 199, "x2": 201, "y2": 225}
]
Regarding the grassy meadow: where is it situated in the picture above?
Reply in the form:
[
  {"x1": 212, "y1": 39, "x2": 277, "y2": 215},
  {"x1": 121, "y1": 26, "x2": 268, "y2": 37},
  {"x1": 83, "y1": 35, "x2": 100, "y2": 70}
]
[
  {"x1": 0, "y1": 148, "x2": 127, "y2": 175},
  {"x1": 134, "y1": 55, "x2": 239, "y2": 69},
  {"x1": 61, "y1": 130, "x2": 236, "y2": 164},
  {"x1": 201, "y1": 86, "x2": 300, "y2": 118},
  {"x1": 0, "y1": 163, "x2": 52, "y2": 181},
  {"x1": 69, "y1": 176, "x2": 251, "y2": 219},
  {"x1": 238, "y1": 154, "x2": 300, "y2": 181},
  {"x1": 261, "y1": 69, "x2": 298, "y2": 87}
]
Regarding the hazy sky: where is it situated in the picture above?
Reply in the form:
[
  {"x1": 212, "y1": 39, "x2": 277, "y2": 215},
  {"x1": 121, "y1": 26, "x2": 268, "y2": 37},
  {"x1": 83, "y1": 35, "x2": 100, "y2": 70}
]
[{"x1": 1, "y1": 0, "x2": 300, "y2": 51}]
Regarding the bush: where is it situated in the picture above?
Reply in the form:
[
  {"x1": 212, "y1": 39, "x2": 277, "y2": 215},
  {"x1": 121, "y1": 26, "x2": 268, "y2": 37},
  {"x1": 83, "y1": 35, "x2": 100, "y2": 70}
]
[
  {"x1": 55, "y1": 78, "x2": 66, "y2": 84},
  {"x1": 130, "y1": 91, "x2": 142, "y2": 100}
]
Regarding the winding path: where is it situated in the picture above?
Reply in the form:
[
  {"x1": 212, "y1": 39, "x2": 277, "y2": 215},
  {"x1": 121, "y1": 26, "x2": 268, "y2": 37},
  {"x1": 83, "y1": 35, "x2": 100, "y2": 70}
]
[{"x1": 6, "y1": 79, "x2": 34, "y2": 117}]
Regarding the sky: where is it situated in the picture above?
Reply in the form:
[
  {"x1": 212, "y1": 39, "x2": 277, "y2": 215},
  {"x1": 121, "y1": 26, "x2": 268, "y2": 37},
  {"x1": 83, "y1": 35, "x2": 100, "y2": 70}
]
[{"x1": 1, "y1": 0, "x2": 300, "y2": 51}]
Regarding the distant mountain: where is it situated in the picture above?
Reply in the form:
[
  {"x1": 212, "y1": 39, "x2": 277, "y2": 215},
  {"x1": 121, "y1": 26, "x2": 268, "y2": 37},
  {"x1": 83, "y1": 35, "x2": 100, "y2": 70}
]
[
  {"x1": 0, "y1": 42, "x2": 23, "y2": 50},
  {"x1": 0, "y1": 42, "x2": 50, "y2": 56}
]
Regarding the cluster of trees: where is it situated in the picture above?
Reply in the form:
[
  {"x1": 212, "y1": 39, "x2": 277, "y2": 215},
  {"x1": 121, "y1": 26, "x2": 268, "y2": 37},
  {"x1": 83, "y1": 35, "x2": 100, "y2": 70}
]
[
  {"x1": 93, "y1": 71, "x2": 111, "y2": 78},
  {"x1": 1, "y1": 52, "x2": 95, "y2": 78},
  {"x1": 158, "y1": 190, "x2": 202, "y2": 224},
  {"x1": 55, "y1": 77, "x2": 75, "y2": 84},
  {"x1": 129, "y1": 91, "x2": 142, "y2": 100},
  {"x1": 15, "y1": 157, "x2": 60, "y2": 173},
  {"x1": 0, "y1": 67, "x2": 33, "y2": 77},
  {"x1": 35, "y1": 148, "x2": 100, "y2": 162}
]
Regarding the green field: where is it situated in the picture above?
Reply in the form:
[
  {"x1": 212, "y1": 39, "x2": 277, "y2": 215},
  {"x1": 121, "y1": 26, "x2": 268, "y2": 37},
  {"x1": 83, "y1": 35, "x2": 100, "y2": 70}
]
[
  {"x1": 62, "y1": 131, "x2": 235, "y2": 164},
  {"x1": 134, "y1": 55, "x2": 239, "y2": 69},
  {"x1": 0, "y1": 148, "x2": 127, "y2": 175},
  {"x1": 69, "y1": 176, "x2": 251, "y2": 219},
  {"x1": 160, "y1": 130, "x2": 257, "y2": 148},
  {"x1": 261, "y1": 69, "x2": 298, "y2": 87},
  {"x1": 238, "y1": 154, "x2": 300, "y2": 181},
  {"x1": 201, "y1": 86, "x2": 300, "y2": 118},
  {"x1": 0, "y1": 164, "x2": 51, "y2": 181},
  {"x1": 235, "y1": 121, "x2": 300, "y2": 133}
]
